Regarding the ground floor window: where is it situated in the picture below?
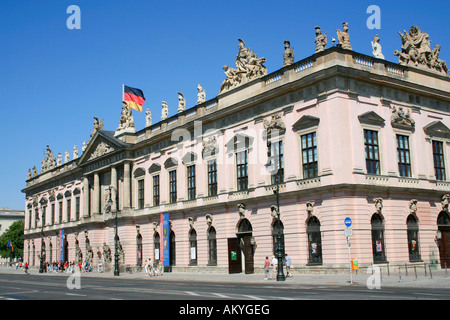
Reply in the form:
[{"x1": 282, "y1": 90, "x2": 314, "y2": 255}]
[
  {"x1": 371, "y1": 213, "x2": 387, "y2": 263},
  {"x1": 307, "y1": 216, "x2": 322, "y2": 265}
]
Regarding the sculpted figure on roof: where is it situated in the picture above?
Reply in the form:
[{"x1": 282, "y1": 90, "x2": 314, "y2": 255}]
[{"x1": 219, "y1": 39, "x2": 267, "y2": 94}]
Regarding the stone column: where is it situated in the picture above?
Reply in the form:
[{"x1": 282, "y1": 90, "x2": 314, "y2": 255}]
[
  {"x1": 93, "y1": 172, "x2": 100, "y2": 214},
  {"x1": 123, "y1": 162, "x2": 131, "y2": 209},
  {"x1": 111, "y1": 166, "x2": 118, "y2": 212},
  {"x1": 83, "y1": 177, "x2": 90, "y2": 217}
]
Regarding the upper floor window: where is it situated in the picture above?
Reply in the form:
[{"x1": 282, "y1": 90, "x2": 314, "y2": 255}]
[
  {"x1": 169, "y1": 170, "x2": 177, "y2": 203},
  {"x1": 153, "y1": 175, "x2": 160, "y2": 206},
  {"x1": 236, "y1": 150, "x2": 248, "y2": 191},
  {"x1": 187, "y1": 165, "x2": 196, "y2": 200},
  {"x1": 269, "y1": 140, "x2": 284, "y2": 184},
  {"x1": 137, "y1": 179, "x2": 145, "y2": 209},
  {"x1": 207, "y1": 160, "x2": 217, "y2": 197},
  {"x1": 433, "y1": 140, "x2": 446, "y2": 181},
  {"x1": 301, "y1": 132, "x2": 318, "y2": 178},
  {"x1": 396, "y1": 134, "x2": 411, "y2": 177},
  {"x1": 364, "y1": 129, "x2": 380, "y2": 175}
]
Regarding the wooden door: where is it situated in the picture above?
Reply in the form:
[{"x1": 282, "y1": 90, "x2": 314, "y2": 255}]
[
  {"x1": 227, "y1": 238, "x2": 241, "y2": 274},
  {"x1": 243, "y1": 236, "x2": 254, "y2": 274},
  {"x1": 439, "y1": 230, "x2": 450, "y2": 268}
]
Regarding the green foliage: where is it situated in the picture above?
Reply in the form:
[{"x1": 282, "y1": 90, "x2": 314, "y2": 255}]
[{"x1": 0, "y1": 220, "x2": 24, "y2": 260}]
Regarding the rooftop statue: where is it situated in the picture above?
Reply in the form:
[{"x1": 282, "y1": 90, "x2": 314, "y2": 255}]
[
  {"x1": 161, "y1": 101, "x2": 169, "y2": 120},
  {"x1": 196, "y1": 84, "x2": 206, "y2": 104},
  {"x1": 314, "y1": 26, "x2": 327, "y2": 53},
  {"x1": 283, "y1": 40, "x2": 295, "y2": 66},
  {"x1": 116, "y1": 102, "x2": 135, "y2": 131},
  {"x1": 219, "y1": 39, "x2": 267, "y2": 94},
  {"x1": 90, "y1": 116, "x2": 104, "y2": 137},
  {"x1": 394, "y1": 26, "x2": 448, "y2": 74},
  {"x1": 41, "y1": 145, "x2": 57, "y2": 173},
  {"x1": 371, "y1": 34, "x2": 385, "y2": 59},
  {"x1": 177, "y1": 92, "x2": 186, "y2": 113},
  {"x1": 336, "y1": 22, "x2": 352, "y2": 50}
]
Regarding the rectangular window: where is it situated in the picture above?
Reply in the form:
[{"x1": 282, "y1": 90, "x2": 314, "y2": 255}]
[
  {"x1": 301, "y1": 132, "x2": 318, "y2": 178},
  {"x1": 187, "y1": 165, "x2": 196, "y2": 200},
  {"x1": 269, "y1": 140, "x2": 284, "y2": 184},
  {"x1": 66, "y1": 199, "x2": 71, "y2": 222},
  {"x1": 75, "y1": 197, "x2": 80, "y2": 220},
  {"x1": 51, "y1": 203, "x2": 55, "y2": 225},
  {"x1": 58, "y1": 201, "x2": 63, "y2": 223},
  {"x1": 169, "y1": 170, "x2": 177, "y2": 203},
  {"x1": 207, "y1": 160, "x2": 218, "y2": 196},
  {"x1": 433, "y1": 140, "x2": 446, "y2": 181},
  {"x1": 137, "y1": 179, "x2": 144, "y2": 209},
  {"x1": 153, "y1": 175, "x2": 160, "y2": 206},
  {"x1": 42, "y1": 206, "x2": 46, "y2": 226},
  {"x1": 364, "y1": 129, "x2": 380, "y2": 175},
  {"x1": 236, "y1": 150, "x2": 248, "y2": 191},
  {"x1": 396, "y1": 135, "x2": 411, "y2": 177}
]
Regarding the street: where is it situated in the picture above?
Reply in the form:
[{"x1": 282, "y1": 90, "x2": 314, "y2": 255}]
[{"x1": 0, "y1": 272, "x2": 449, "y2": 301}]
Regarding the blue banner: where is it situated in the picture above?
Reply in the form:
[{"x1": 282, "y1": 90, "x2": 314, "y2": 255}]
[
  {"x1": 59, "y1": 229, "x2": 64, "y2": 262},
  {"x1": 161, "y1": 213, "x2": 170, "y2": 267}
]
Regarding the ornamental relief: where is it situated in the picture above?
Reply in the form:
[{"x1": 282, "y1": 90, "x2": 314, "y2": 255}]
[{"x1": 88, "y1": 141, "x2": 115, "y2": 161}]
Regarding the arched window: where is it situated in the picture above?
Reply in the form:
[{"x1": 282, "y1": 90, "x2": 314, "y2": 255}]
[
  {"x1": 238, "y1": 218, "x2": 253, "y2": 233},
  {"x1": 208, "y1": 227, "x2": 217, "y2": 266},
  {"x1": 189, "y1": 229, "x2": 197, "y2": 266},
  {"x1": 437, "y1": 211, "x2": 450, "y2": 268},
  {"x1": 154, "y1": 232, "x2": 160, "y2": 261},
  {"x1": 371, "y1": 213, "x2": 387, "y2": 263},
  {"x1": 307, "y1": 216, "x2": 322, "y2": 265},
  {"x1": 407, "y1": 215, "x2": 421, "y2": 262},
  {"x1": 272, "y1": 219, "x2": 284, "y2": 256}
]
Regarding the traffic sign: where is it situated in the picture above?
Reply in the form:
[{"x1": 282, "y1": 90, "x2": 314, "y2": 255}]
[
  {"x1": 344, "y1": 228, "x2": 353, "y2": 237},
  {"x1": 344, "y1": 217, "x2": 352, "y2": 227}
]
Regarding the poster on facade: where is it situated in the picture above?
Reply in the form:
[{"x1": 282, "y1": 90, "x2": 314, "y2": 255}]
[
  {"x1": 376, "y1": 240, "x2": 383, "y2": 252},
  {"x1": 161, "y1": 213, "x2": 170, "y2": 267},
  {"x1": 59, "y1": 229, "x2": 64, "y2": 262}
]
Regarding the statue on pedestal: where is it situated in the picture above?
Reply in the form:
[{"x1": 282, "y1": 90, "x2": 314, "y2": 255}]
[
  {"x1": 117, "y1": 102, "x2": 135, "y2": 131},
  {"x1": 283, "y1": 40, "x2": 295, "y2": 66},
  {"x1": 219, "y1": 39, "x2": 267, "y2": 94},
  {"x1": 90, "y1": 117, "x2": 104, "y2": 137},
  {"x1": 177, "y1": 92, "x2": 186, "y2": 113},
  {"x1": 145, "y1": 108, "x2": 152, "y2": 127},
  {"x1": 161, "y1": 101, "x2": 169, "y2": 120},
  {"x1": 314, "y1": 26, "x2": 327, "y2": 53},
  {"x1": 371, "y1": 34, "x2": 385, "y2": 59},
  {"x1": 196, "y1": 84, "x2": 206, "y2": 104},
  {"x1": 336, "y1": 22, "x2": 352, "y2": 50}
]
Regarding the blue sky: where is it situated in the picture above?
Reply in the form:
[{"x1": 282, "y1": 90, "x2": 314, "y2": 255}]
[{"x1": 0, "y1": 0, "x2": 449, "y2": 210}]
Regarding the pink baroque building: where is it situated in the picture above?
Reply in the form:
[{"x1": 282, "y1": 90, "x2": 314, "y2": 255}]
[{"x1": 23, "y1": 34, "x2": 450, "y2": 274}]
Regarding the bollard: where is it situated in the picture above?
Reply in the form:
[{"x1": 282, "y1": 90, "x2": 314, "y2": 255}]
[
  {"x1": 424, "y1": 263, "x2": 427, "y2": 277},
  {"x1": 446, "y1": 262, "x2": 448, "y2": 277},
  {"x1": 398, "y1": 267, "x2": 402, "y2": 282},
  {"x1": 429, "y1": 264, "x2": 432, "y2": 279},
  {"x1": 414, "y1": 266, "x2": 417, "y2": 280},
  {"x1": 387, "y1": 262, "x2": 390, "y2": 276},
  {"x1": 405, "y1": 263, "x2": 408, "y2": 277}
]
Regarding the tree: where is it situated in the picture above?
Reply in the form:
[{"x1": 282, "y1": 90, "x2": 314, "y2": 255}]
[{"x1": 0, "y1": 220, "x2": 24, "y2": 261}]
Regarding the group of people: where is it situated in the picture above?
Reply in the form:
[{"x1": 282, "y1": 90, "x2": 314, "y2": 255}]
[
  {"x1": 264, "y1": 253, "x2": 292, "y2": 280},
  {"x1": 18, "y1": 260, "x2": 93, "y2": 274},
  {"x1": 143, "y1": 258, "x2": 164, "y2": 277}
]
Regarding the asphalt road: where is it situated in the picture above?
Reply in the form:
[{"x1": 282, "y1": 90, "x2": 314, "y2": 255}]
[{"x1": 0, "y1": 272, "x2": 449, "y2": 301}]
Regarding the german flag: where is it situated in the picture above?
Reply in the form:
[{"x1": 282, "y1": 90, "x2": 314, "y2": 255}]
[{"x1": 123, "y1": 85, "x2": 145, "y2": 112}]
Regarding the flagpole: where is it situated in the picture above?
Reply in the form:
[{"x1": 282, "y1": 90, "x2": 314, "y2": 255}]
[{"x1": 122, "y1": 84, "x2": 124, "y2": 102}]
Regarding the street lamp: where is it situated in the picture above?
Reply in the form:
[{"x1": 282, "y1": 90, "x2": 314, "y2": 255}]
[
  {"x1": 266, "y1": 135, "x2": 285, "y2": 282},
  {"x1": 39, "y1": 208, "x2": 45, "y2": 274},
  {"x1": 106, "y1": 186, "x2": 119, "y2": 276}
]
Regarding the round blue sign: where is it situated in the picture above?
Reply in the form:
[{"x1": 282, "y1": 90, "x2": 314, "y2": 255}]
[{"x1": 344, "y1": 217, "x2": 352, "y2": 227}]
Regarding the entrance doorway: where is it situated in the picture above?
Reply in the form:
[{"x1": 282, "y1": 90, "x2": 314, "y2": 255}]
[
  {"x1": 437, "y1": 211, "x2": 450, "y2": 268},
  {"x1": 237, "y1": 218, "x2": 255, "y2": 274}
]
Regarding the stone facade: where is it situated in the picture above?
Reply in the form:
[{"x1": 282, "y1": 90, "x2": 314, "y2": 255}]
[{"x1": 22, "y1": 43, "x2": 450, "y2": 273}]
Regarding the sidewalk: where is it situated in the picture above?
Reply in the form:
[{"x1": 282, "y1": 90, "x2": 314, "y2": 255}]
[{"x1": 1, "y1": 266, "x2": 449, "y2": 289}]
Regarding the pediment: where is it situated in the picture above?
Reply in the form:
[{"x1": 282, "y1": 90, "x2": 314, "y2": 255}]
[
  {"x1": 292, "y1": 115, "x2": 320, "y2": 132},
  {"x1": 358, "y1": 111, "x2": 385, "y2": 126},
  {"x1": 78, "y1": 130, "x2": 129, "y2": 165},
  {"x1": 225, "y1": 131, "x2": 254, "y2": 153},
  {"x1": 423, "y1": 121, "x2": 450, "y2": 139}
]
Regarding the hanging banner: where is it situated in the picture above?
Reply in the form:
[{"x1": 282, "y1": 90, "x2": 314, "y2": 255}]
[
  {"x1": 160, "y1": 213, "x2": 170, "y2": 267},
  {"x1": 59, "y1": 229, "x2": 65, "y2": 262}
]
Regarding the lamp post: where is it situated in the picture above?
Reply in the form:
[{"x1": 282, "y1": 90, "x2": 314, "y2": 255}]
[
  {"x1": 267, "y1": 134, "x2": 285, "y2": 282},
  {"x1": 39, "y1": 209, "x2": 45, "y2": 274},
  {"x1": 106, "y1": 186, "x2": 119, "y2": 276}
]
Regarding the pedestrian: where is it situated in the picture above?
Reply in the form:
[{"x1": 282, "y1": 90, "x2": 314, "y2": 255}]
[
  {"x1": 271, "y1": 255, "x2": 278, "y2": 279},
  {"x1": 284, "y1": 253, "x2": 292, "y2": 277},
  {"x1": 145, "y1": 258, "x2": 151, "y2": 277},
  {"x1": 264, "y1": 256, "x2": 271, "y2": 280},
  {"x1": 24, "y1": 262, "x2": 29, "y2": 274}
]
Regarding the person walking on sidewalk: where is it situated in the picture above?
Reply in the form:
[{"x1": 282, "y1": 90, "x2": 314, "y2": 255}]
[
  {"x1": 264, "y1": 256, "x2": 271, "y2": 280},
  {"x1": 271, "y1": 255, "x2": 278, "y2": 279},
  {"x1": 284, "y1": 253, "x2": 292, "y2": 278}
]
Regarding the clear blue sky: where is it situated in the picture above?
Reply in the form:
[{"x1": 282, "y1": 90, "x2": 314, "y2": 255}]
[{"x1": 0, "y1": 0, "x2": 449, "y2": 210}]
